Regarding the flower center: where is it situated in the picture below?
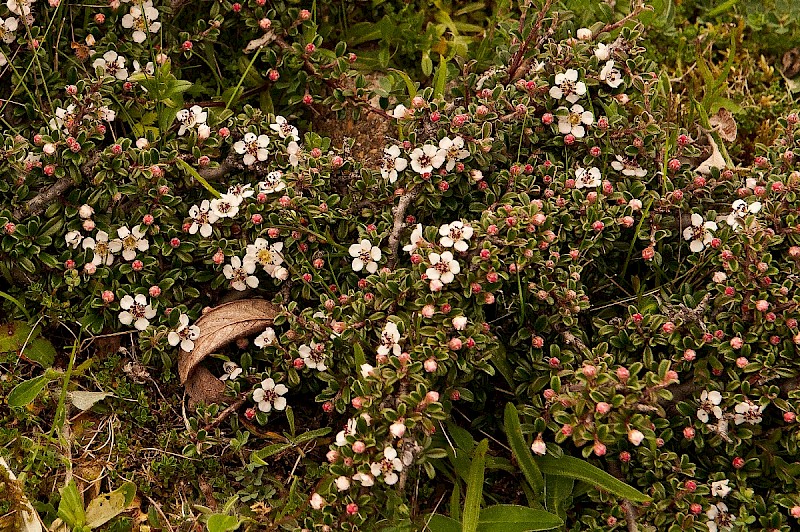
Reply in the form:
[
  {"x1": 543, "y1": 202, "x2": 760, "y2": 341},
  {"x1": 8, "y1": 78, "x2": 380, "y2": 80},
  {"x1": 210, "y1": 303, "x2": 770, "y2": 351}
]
[
  {"x1": 217, "y1": 201, "x2": 233, "y2": 214},
  {"x1": 133, "y1": 16, "x2": 148, "y2": 31},
  {"x1": 435, "y1": 261, "x2": 450, "y2": 274},
  {"x1": 123, "y1": 235, "x2": 137, "y2": 250},
  {"x1": 359, "y1": 250, "x2": 372, "y2": 264},
  {"x1": 449, "y1": 227, "x2": 463, "y2": 240},
  {"x1": 256, "y1": 249, "x2": 273, "y2": 265},
  {"x1": 230, "y1": 266, "x2": 248, "y2": 285},
  {"x1": 130, "y1": 302, "x2": 147, "y2": 319},
  {"x1": 560, "y1": 80, "x2": 576, "y2": 96},
  {"x1": 417, "y1": 154, "x2": 431, "y2": 168},
  {"x1": 194, "y1": 210, "x2": 209, "y2": 224},
  {"x1": 261, "y1": 388, "x2": 278, "y2": 403},
  {"x1": 569, "y1": 112, "x2": 582, "y2": 125},
  {"x1": 95, "y1": 241, "x2": 109, "y2": 256},
  {"x1": 380, "y1": 457, "x2": 395, "y2": 474},
  {"x1": 692, "y1": 226, "x2": 705, "y2": 240}
]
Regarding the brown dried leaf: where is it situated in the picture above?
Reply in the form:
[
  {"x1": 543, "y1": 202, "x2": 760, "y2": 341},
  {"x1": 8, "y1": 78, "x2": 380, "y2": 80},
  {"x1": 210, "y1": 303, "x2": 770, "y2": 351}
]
[
  {"x1": 782, "y1": 48, "x2": 800, "y2": 79},
  {"x1": 709, "y1": 108, "x2": 737, "y2": 142},
  {"x1": 696, "y1": 135, "x2": 726, "y2": 175},
  {"x1": 179, "y1": 299, "x2": 279, "y2": 405}
]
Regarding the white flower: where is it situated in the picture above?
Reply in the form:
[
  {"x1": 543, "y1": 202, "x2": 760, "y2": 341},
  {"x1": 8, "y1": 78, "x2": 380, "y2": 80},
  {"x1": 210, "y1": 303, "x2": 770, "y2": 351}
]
[
  {"x1": 0, "y1": 51, "x2": 6, "y2": 67},
  {"x1": 352, "y1": 472, "x2": 375, "y2": 487},
  {"x1": 257, "y1": 170, "x2": 286, "y2": 194},
  {"x1": 189, "y1": 200, "x2": 219, "y2": 238},
  {"x1": 0, "y1": 16, "x2": 19, "y2": 44},
  {"x1": 286, "y1": 141, "x2": 301, "y2": 166},
  {"x1": 557, "y1": 104, "x2": 593, "y2": 138},
  {"x1": 734, "y1": 399, "x2": 765, "y2": 425},
  {"x1": 576, "y1": 27, "x2": 592, "y2": 40},
  {"x1": 575, "y1": 166, "x2": 602, "y2": 188},
  {"x1": 132, "y1": 60, "x2": 155, "y2": 76},
  {"x1": 627, "y1": 429, "x2": 644, "y2": 446},
  {"x1": 167, "y1": 313, "x2": 200, "y2": 352},
  {"x1": 683, "y1": 213, "x2": 717, "y2": 253},
  {"x1": 82, "y1": 230, "x2": 122, "y2": 266},
  {"x1": 391, "y1": 104, "x2": 411, "y2": 119},
  {"x1": 426, "y1": 251, "x2": 460, "y2": 285},
  {"x1": 549, "y1": 69, "x2": 586, "y2": 103},
  {"x1": 438, "y1": 221, "x2": 473, "y2": 252},
  {"x1": 245, "y1": 238, "x2": 286, "y2": 279},
  {"x1": 409, "y1": 144, "x2": 446, "y2": 175},
  {"x1": 389, "y1": 420, "x2": 406, "y2": 438},
  {"x1": 219, "y1": 361, "x2": 242, "y2": 381},
  {"x1": 349, "y1": 239, "x2": 381, "y2": 274},
  {"x1": 611, "y1": 155, "x2": 647, "y2": 177},
  {"x1": 254, "y1": 327, "x2": 277, "y2": 347},
  {"x1": 706, "y1": 502, "x2": 733, "y2": 532},
  {"x1": 227, "y1": 183, "x2": 254, "y2": 201},
  {"x1": 452, "y1": 316, "x2": 468, "y2": 330},
  {"x1": 712, "y1": 271, "x2": 728, "y2": 283},
  {"x1": 402, "y1": 223, "x2": 426, "y2": 253},
  {"x1": 370, "y1": 447, "x2": 403, "y2": 485},
  {"x1": 697, "y1": 390, "x2": 723, "y2": 424},
  {"x1": 530, "y1": 436, "x2": 546, "y2": 456},
  {"x1": 599, "y1": 60, "x2": 624, "y2": 88},
  {"x1": 65, "y1": 230, "x2": 83, "y2": 249},
  {"x1": 298, "y1": 341, "x2": 327, "y2": 371},
  {"x1": 223, "y1": 255, "x2": 259, "y2": 291},
  {"x1": 309, "y1": 493, "x2": 326, "y2": 510},
  {"x1": 118, "y1": 294, "x2": 157, "y2": 331},
  {"x1": 334, "y1": 476, "x2": 351, "y2": 491},
  {"x1": 6, "y1": 0, "x2": 33, "y2": 18},
  {"x1": 711, "y1": 479, "x2": 731, "y2": 498},
  {"x1": 49, "y1": 104, "x2": 77, "y2": 132},
  {"x1": 360, "y1": 363, "x2": 375, "y2": 379},
  {"x1": 252, "y1": 377, "x2": 288, "y2": 412},
  {"x1": 595, "y1": 43, "x2": 611, "y2": 61},
  {"x1": 175, "y1": 105, "x2": 207, "y2": 136},
  {"x1": 380, "y1": 145, "x2": 408, "y2": 183},
  {"x1": 93, "y1": 50, "x2": 129, "y2": 81},
  {"x1": 234, "y1": 133, "x2": 270, "y2": 166},
  {"x1": 438, "y1": 136, "x2": 469, "y2": 171},
  {"x1": 210, "y1": 193, "x2": 242, "y2": 218},
  {"x1": 726, "y1": 199, "x2": 761, "y2": 230},
  {"x1": 378, "y1": 322, "x2": 401, "y2": 357},
  {"x1": 335, "y1": 418, "x2": 358, "y2": 446},
  {"x1": 270, "y1": 115, "x2": 299, "y2": 141},
  {"x1": 117, "y1": 225, "x2": 149, "y2": 261},
  {"x1": 121, "y1": 1, "x2": 161, "y2": 43}
]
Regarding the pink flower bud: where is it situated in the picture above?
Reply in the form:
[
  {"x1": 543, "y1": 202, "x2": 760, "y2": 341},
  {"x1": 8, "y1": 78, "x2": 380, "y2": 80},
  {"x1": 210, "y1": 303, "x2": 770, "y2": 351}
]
[{"x1": 595, "y1": 402, "x2": 610, "y2": 414}]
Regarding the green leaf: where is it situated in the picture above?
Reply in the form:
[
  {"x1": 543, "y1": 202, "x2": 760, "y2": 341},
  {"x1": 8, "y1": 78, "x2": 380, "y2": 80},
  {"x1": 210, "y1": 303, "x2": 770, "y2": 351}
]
[
  {"x1": 504, "y1": 404, "x2": 544, "y2": 497},
  {"x1": 543, "y1": 474, "x2": 573, "y2": 520},
  {"x1": 176, "y1": 159, "x2": 222, "y2": 198},
  {"x1": 389, "y1": 69, "x2": 417, "y2": 100},
  {"x1": 422, "y1": 52, "x2": 433, "y2": 77},
  {"x1": 291, "y1": 427, "x2": 332, "y2": 445},
  {"x1": 26, "y1": 337, "x2": 56, "y2": 367},
  {"x1": 535, "y1": 455, "x2": 651, "y2": 502},
  {"x1": 433, "y1": 54, "x2": 449, "y2": 99},
  {"x1": 58, "y1": 480, "x2": 87, "y2": 528},
  {"x1": 207, "y1": 514, "x2": 240, "y2": 532},
  {"x1": 250, "y1": 443, "x2": 292, "y2": 466},
  {"x1": 477, "y1": 505, "x2": 562, "y2": 531},
  {"x1": 85, "y1": 482, "x2": 136, "y2": 528},
  {"x1": 69, "y1": 391, "x2": 114, "y2": 412},
  {"x1": 463, "y1": 439, "x2": 488, "y2": 532},
  {"x1": 8, "y1": 375, "x2": 49, "y2": 408},
  {"x1": 286, "y1": 405, "x2": 296, "y2": 437},
  {"x1": 426, "y1": 514, "x2": 462, "y2": 532}
]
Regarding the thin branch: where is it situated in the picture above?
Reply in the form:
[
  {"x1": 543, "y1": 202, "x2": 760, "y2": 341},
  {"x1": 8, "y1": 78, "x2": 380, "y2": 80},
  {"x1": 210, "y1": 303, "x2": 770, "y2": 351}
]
[
  {"x1": 13, "y1": 176, "x2": 75, "y2": 219},
  {"x1": 506, "y1": 0, "x2": 555, "y2": 82},
  {"x1": 608, "y1": 462, "x2": 639, "y2": 532},
  {"x1": 387, "y1": 188, "x2": 419, "y2": 269}
]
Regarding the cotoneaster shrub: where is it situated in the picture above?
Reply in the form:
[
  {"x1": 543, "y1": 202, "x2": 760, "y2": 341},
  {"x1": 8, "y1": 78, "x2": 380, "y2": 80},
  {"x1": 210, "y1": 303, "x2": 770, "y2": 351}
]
[{"x1": 2, "y1": 0, "x2": 800, "y2": 530}]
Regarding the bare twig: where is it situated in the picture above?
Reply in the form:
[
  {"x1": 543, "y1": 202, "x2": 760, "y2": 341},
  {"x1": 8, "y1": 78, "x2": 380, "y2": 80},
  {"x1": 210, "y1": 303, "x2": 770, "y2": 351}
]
[
  {"x1": 595, "y1": 2, "x2": 647, "y2": 38},
  {"x1": 506, "y1": 0, "x2": 555, "y2": 82},
  {"x1": 13, "y1": 176, "x2": 75, "y2": 219},
  {"x1": 202, "y1": 394, "x2": 247, "y2": 432},
  {"x1": 607, "y1": 462, "x2": 639, "y2": 532},
  {"x1": 387, "y1": 188, "x2": 419, "y2": 269}
]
